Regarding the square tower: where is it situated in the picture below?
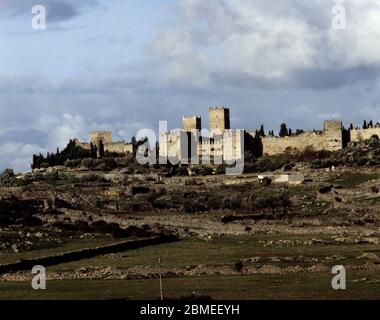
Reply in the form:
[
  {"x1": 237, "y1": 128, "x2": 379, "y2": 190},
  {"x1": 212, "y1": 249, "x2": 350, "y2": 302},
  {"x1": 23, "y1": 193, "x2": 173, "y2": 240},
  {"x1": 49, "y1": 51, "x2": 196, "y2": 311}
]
[
  {"x1": 90, "y1": 131, "x2": 112, "y2": 146},
  {"x1": 323, "y1": 120, "x2": 343, "y2": 151},
  {"x1": 209, "y1": 107, "x2": 230, "y2": 136},
  {"x1": 324, "y1": 120, "x2": 342, "y2": 132},
  {"x1": 183, "y1": 116, "x2": 201, "y2": 132}
]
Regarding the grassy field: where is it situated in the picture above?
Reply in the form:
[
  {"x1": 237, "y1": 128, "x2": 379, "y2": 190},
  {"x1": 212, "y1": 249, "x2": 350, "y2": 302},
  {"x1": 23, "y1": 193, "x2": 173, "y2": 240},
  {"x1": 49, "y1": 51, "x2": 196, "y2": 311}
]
[
  {"x1": 1, "y1": 272, "x2": 379, "y2": 300},
  {"x1": 0, "y1": 238, "x2": 119, "y2": 265},
  {"x1": 326, "y1": 172, "x2": 380, "y2": 188},
  {"x1": 40, "y1": 236, "x2": 380, "y2": 272},
  {"x1": 1, "y1": 235, "x2": 379, "y2": 299}
]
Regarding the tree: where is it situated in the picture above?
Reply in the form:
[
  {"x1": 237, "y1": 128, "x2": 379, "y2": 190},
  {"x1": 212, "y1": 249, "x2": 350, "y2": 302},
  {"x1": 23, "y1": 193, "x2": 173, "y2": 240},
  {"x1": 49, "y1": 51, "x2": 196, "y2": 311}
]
[
  {"x1": 279, "y1": 123, "x2": 289, "y2": 137},
  {"x1": 90, "y1": 143, "x2": 97, "y2": 158},
  {"x1": 99, "y1": 140, "x2": 105, "y2": 158},
  {"x1": 349, "y1": 123, "x2": 354, "y2": 130},
  {"x1": 31, "y1": 140, "x2": 92, "y2": 169},
  {"x1": 259, "y1": 125, "x2": 265, "y2": 137},
  {"x1": 363, "y1": 120, "x2": 368, "y2": 129},
  {"x1": 369, "y1": 120, "x2": 374, "y2": 128},
  {"x1": 0, "y1": 169, "x2": 16, "y2": 187}
]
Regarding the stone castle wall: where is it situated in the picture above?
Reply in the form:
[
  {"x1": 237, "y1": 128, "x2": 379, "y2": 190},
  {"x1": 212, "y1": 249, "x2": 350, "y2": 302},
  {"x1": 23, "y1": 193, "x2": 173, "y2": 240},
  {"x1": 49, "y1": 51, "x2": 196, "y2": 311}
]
[
  {"x1": 159, "y1": 131, "x2": 187, "y2": 162},
  {"x1": 261, "y1": 120, "x2": 343, "y2": 156},
  {"x1": 160, "y1": 129, "x2": 244, "y2": 163},
  {"x1": 75, "y1": 141, "x2": 91, "y2": 150},
  {"x1": 350, "y1": 128, "x2": 380, "y2": 142},
  {"x1": 183, "y1": 116, "x2": 201, "y2": 132},
  {"x1": 222, "y1": 130, "x2": 244, "y2": 161},
  {"x1": 75, "y1": 134, "x2": 133, "y2": 155},
  {"x1": 90, "y1": 131, "x2": 112, "y2": 145},
  {"x1": 261, "y1": 132, "x2": 326, "y2": 155},
  {"x1": 104, "y1": 141, "x2": 133, "y2": 154}
]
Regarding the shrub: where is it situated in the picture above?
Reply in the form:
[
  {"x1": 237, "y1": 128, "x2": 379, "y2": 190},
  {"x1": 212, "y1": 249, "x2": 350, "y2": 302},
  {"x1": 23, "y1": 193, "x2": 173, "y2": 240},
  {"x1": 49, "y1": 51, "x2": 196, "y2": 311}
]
[
  {"x1": 92, "y1": 220, "x2": 120, "y2": 234},
  {"x1": 22, "y1": 215, "x2": 43, "y2": 227},
  {"x1": 81, "y1": 158, "x2": 94, "y2": 168},
  {"x1": 234, "y1": 261, "x2": 244, "y2": 273},
  {"x1": 64, "y1": 159, "x2": 81, "y2": 168},
  {"x1": 0, "y1": 169, "x2": 26, "y2": 187},
  {"x1": 357, "y1": 156, "x2": 368, "y2": 166},
  {"x1": 253, "y1": 190, "x2": 291, "y2": 215}
]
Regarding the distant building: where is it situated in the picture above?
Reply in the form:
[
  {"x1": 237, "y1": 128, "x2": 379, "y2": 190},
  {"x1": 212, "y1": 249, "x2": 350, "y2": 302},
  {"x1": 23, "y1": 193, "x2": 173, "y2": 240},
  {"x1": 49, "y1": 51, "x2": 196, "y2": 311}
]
[
  {"x1": 75, "y1": 131, "x2": 133, "y2": 157},
  {"x1": 159, "y1": 107, "x2": 346, "y2": 164}
]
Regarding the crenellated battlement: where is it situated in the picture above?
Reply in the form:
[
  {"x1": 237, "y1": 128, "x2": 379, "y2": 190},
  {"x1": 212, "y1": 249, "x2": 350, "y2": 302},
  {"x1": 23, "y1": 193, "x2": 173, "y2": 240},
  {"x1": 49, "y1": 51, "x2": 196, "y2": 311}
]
[
  {"x1": 159, "y1": 107, "x2": 348, "y2": 162},
  {"x1": 75, "y1": 107, "x2": 371, "y2": 164},
  {"x1": 90, "y1": 131, "x2": 112, "y2": 144},
  {"x1": 75, "y1": 131, "x2": 133, "y2": 156}
]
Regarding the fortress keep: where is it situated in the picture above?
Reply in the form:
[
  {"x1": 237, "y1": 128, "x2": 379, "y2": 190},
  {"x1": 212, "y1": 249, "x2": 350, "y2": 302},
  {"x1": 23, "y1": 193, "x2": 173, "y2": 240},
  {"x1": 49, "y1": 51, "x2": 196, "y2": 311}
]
[
  {"x1": 209, "y1": 107, "x2": 230, "y2": 136},
  {"x1": 75, "y1": 131, "x2": 133, "y2": 157}
]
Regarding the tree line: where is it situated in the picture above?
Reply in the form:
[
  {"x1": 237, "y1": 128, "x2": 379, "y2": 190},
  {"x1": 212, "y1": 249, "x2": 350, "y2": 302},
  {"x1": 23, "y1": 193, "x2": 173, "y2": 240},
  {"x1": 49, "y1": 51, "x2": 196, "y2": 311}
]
[{"x1": 31, "y1": 140, "x2": 97, "y2": 169}]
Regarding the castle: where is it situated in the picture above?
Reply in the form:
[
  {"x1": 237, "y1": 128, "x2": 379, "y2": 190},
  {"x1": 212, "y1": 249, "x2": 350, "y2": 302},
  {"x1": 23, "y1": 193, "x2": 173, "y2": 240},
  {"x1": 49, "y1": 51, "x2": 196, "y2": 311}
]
[
  {"x1": 159, "y1": 107, "x2": 380, "y2": 164},
  {"x1": 75, "y1": 131, "x2": 134, "y2": 157},
  {"x1": 75, "y1": 107, "x2": 380, "y2": 162},
  {"x1": 159, "y1": 108, "x2": 245, "y2": 164}
]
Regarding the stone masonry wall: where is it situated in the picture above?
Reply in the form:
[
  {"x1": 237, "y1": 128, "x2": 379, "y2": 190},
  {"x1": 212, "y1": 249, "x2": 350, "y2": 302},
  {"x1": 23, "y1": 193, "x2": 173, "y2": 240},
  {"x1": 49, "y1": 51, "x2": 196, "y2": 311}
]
[
  {"x1": 104, "y1": 142, "x2": 133, "y2": 154},
  {"x1": 90, "y1": 131, "x2": 112, "y2": 145},
  {"x1": 261, "y1": 120, "x2": 343, "y2": 155},
  {"x1": 209, "y1": 107, "x2": 230, "y2": 136},
  {"x1": 261, "y1": 132, "x2": 327, "y2": 156},
  {"x1": 183, "y1": 116, "x2": 201, "y2": 132},
  {"x1": 75, "y1": 141, "x2": 91, "y2": 150},
  {"x1": 350, "y1": 128, "x2": 380, "y2": 142}
]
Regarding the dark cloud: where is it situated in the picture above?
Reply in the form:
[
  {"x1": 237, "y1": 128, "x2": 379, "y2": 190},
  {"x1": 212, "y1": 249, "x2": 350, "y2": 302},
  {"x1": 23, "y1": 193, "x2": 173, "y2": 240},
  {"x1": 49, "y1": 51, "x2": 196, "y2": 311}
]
[
  {"x1": 291, "y1": 66, "x2": 380, "y2": 90},
  {"x1": 7, "y1": 0, "x2": 100, "y2": 23}
]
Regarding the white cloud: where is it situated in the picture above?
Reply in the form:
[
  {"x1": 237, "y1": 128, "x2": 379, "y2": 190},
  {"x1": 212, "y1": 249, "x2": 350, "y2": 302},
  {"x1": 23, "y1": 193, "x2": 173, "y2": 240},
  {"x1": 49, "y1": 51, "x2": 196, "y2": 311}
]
[
  {"x1": 150, "y1": 0, "x2": 380, "y2": 86},
  {"x1": 0, "y1": 142, "x2": 46, "y2": 173}
]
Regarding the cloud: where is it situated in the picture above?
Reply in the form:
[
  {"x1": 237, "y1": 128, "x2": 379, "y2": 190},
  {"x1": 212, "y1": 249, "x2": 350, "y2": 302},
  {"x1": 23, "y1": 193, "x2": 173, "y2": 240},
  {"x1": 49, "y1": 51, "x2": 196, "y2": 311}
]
[
  {"x1": 4, "y1": 0, "x2": 100, "y2": 23},
  {"x1": 2, "y1": 0, "x2": 380, "y2": 173},
  {"x1": 0, "y1": 113, "x2": 92, "y2": 173},
  {"x1": 149, "y1": 0, "x2": 380, "y2": 90},
  {"x1": 0, "y1": 142, "x2": 46, "y2": 173}
]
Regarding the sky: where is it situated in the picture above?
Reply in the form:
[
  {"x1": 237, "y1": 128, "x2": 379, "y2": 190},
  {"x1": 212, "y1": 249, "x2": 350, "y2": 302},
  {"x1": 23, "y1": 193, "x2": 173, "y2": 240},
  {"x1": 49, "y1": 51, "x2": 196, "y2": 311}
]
[{"x1": 1, "y1": 0, "x2": 380, "y2": 172}]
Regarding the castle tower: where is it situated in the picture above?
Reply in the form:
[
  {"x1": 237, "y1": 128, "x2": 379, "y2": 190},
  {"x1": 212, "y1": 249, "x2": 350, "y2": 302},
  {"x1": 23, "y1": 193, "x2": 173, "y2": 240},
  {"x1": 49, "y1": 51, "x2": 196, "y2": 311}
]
[
  {"x1": 183, "y1": 116, "x2": 201, "y2": 132},
  {"x1": 324, "y1": 120, "x2": 342, "y2": 132},
  {"x1": 90, "y1": 131, "x2": 112, "y2": 145},
  {"x1": 90, "y1": 131, "x2": 112, "y2": 157},
  {"x1": 209, "y1": 107, "x2": 230, "y2": 136},
  {"x1": 182, "y1": 116, "x2": 201, "y2": 164},
  {"x1": 323, "y1": 120, "x2": 343, "y2": 151}
]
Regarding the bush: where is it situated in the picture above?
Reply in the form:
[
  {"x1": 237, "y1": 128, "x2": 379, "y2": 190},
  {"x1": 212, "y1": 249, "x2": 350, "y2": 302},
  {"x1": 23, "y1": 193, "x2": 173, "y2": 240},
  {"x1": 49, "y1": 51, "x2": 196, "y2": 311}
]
[
  {"x1": 253, "y1": 190, "x2": 291, "y2": 215},
  {"x1": 22, "y1": 215, "x2": 43, "y2": 227},
  {"x1": 234, "y1": 261, "x2": 244, "y2": 273},
  {"x1": 0, "y1": 169, "x2": 26, "y2": 187},
  {"x1": 81, "y1": 158, "x2": 94, "y2": 168},
  {"x1": 64, "y1": 159, "x2": 82, "y2": 168},
  {"x1": 92, "y1": 220, "x2": 120, "y2": 234},
  {"x1": 190, "y1": 165, "x2": 214, "y2": 176},
  {"x1": 255, "y1": 156, "x2": 289, "y2": 172},
  {"x1": 357, "y1": 156, "x2": 368, "y2": 166}
]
